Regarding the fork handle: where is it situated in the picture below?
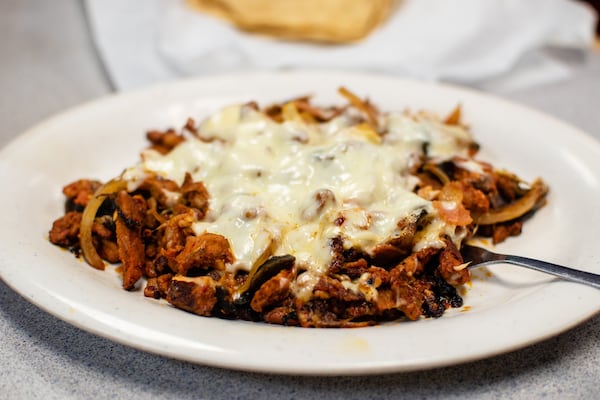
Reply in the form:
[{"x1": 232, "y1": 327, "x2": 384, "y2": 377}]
[{"x1": 504, "y1": 255, "x2": 600, "y2": 290}]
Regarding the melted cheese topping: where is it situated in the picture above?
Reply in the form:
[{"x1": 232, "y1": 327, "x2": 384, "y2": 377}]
[{"x1": 123, "y1": 104, "x2": 473, "y2": 296}]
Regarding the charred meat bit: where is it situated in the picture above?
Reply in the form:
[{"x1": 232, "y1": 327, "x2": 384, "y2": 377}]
[
  {"x1": 146, "y1": 128, "x2": 186, "y2": 154},
  {"x1": 174, "y1": 233, "x2": 234, "y2": 275},
  {"x1": 144, "y1": 277, "x2": 161, "y2": 299},
  {"x1": 62, "y1": 179, "x2": 102, "y2": 211},
  {"x1": 137, "y1": 177, "x2": 180, "y2": 209},
  {"x1": 97, "y1": 239, "x2": 120, "y2": 264},
  {"x1": 339, "y1": 258, "x2": 369, "y2": 279},
  {"x1": 115, "y1": 191, "x2": 147, "y2": 290},
  {"x1": 390, "y1": 254, "x2": 422, "y2": 280},
  {"x1": 91, "y1": 215, "x2": 119, "y2": 262},
  {"x1": 438, "y1": 238, "x2": 469, "y2": 286},
  {"x1": 49, "y1": 211, "x2": 82, "y2": 248},
  {"x1": 167, "y1": 276, "x2": 217, "y2": 316},
  {"x1": 263, "y1": 305, "x2": 299, "y2": 326},
  {"x1": 433, "y1": 182, "x2": 473, "y2": 226},
  {"x1": 391, "y1": 279, "x2": 423, "y2": 321},
  {"x1": 157, "y1": 208, "x2": 195, "y2": 253},
  {"x1": 144, "y1": 273, "x2": 173, "y2": 299},
  {"x1": 491, "y1": 220, "x2": 523, "y2": 244},
  {"x1": 180, "y1": 173, "x2": 209, "y2": 217},
  {"x1": 457, "y1": 182, "x2": 490, "y2": 215},
  {"x1": 313, "y1": 276, "x2": 363, "y2": 303},
  {"x1": 234, "y1": 255, "x2": 296, "y2": 306},
  {"x1": 183, "y1": 117, "x2": 197, "y2": 134},
  {"x1": 250, "y1": 269, "x2": 294, "y2": 313}
]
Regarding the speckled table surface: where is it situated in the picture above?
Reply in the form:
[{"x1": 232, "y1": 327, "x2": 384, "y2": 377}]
[{"x1": 1, "y1": 1, "x2": 599, "y2": 399}]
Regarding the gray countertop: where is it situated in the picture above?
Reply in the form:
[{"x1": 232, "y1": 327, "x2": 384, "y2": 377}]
[{"x1": 1, "y1": 1, "x2": 599, "y2": 399}]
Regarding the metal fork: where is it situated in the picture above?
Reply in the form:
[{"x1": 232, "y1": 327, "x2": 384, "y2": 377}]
[{"x1": 460, "y1": 244, "x2": 600, "y2": 289}]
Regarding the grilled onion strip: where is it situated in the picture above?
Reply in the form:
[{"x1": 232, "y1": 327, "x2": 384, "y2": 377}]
[
  {"x1": 474, "y1": 179, "x2": 548, "y2": 225},
  {"x1": 79, "y1": 179, "x2": 127, "y2": 270}
]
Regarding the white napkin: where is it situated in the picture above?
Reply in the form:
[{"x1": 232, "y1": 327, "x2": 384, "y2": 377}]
[{"x1": 86, "y1": 0, "x2": 596, "y2": 92}]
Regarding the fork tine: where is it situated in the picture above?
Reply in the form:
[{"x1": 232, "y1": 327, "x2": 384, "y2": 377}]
[{"x1": 460, "y1": 244, "x2": 600, "y2": 289}]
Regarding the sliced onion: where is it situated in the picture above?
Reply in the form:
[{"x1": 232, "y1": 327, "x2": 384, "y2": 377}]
[
  {"x1": 80, "y1": 179, "x2": 127, "y2": 270},
  {"x1": 474, "y1": 179, "x2": 548, "y2": 225},
  {"x1": 423, "y1": 163, "x2": 450, "y2": 185},
  {"x1": 338, "y1": 86, "x2": 379, "y2": 127}
]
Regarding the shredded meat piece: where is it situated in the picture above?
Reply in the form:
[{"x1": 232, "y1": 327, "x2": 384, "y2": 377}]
[
  {"x1": 138, "y1": 177, "x2": 180, "y2": 209},
  {"x1": 146, "y1": 128, "x2": 186, "y2": 154},
  {"x1": 373, "y1": 288, "x2": 396, "y2": 312},
  {"x1": 438, "y1": 238, "x2": 469, "y2": 285},
  {"x1": 174, "y1": 233, "x2": 233, "y2": 275},
  {"x1": 433, "y1": 182, "x2": 473, "y2": 226},
  {"x1": 370, "y1": 212, "x2": 423, "y2": 267},
  {"x1": 296, "y1": 299, "x2": 370, "y2": 328},
  {"x1": 345, "y1": 302, "x2": 377, "y2": 320},
  {"x1": 339, "y1": 259, "x2": 369, "y2": 279},
  {"x1": 391, "y1": 279, "x2": 423, "y2": 321},
  {"x1": 97, "y1": 239, "x2": 120, "y2": 264},
  {"x1": 157, "y1": 208, "x2": 195, "y2": 253},
  {"x1": 145, "y1": 254, "x2": 172, "y2": 279},
  {"x1": 250, "y1": 269, "x2": 293, "y2": 312},
  {"x1": 49, "y1": 211, "x2": 82, "y2": 247},
  {"x1": 390, "y1": 253, "x2": 423, "y2": 280},
  {"x1": 263, "y1": 305, "x2": 298, "y2": 325},
  {"x1": 167, "y1": 276, "x2": 217, "y2": 316},
  {"x1": 491, "y1": 220, "x2": 523, "y2": 244},
  {"x1": 63, "y1": 179, "x2": 102, "y2": 210},
  {"x1": 89, "y1": 215, "x2": 119, "y2": 263},
  {"x1": 144, "y1": 277, "x2": 161, "y2": 299},
  {"x1": 390, "y1": 247, "x2": 438, "y2": 281},
  {"x1": 495, "y1": 173, "x2": 522, "y2": 202},
  {"x1": 115, "y1": 191, "x2": 147, "y2": 290},
  {"x1": 180, "y1": 173, "x2": 209, "y2": 217},
  {"x1": 92, "y1": 215, "x2": 114, "y2": 239},
  {"x1": 371, "y1": 244, "x2": 408, "y2": 268},
  {"x1": 365, "y1": 266, "x2": 390, "y2": 287},
  {"x1": 313, "y1": 276, "x2": 363, "y2": 302},
  {"x1": 457, "y1": 182, "x2": 490, "y2": 215},
  {"x1": 183, "y1": 117, "x2": 197, "y2": 134},
  {"x1": 144, "y1": 273, "x2": 173, "y2": 299}
]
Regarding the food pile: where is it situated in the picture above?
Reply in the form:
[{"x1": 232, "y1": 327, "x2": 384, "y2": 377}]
[{"x1": 49, "y1": 88, "x2": 547, "y2": 327}]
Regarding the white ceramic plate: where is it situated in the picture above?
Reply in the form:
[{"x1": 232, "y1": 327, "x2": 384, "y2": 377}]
[{"x1": 1, "y1": 72, "x2": 599, "y2": 375}]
